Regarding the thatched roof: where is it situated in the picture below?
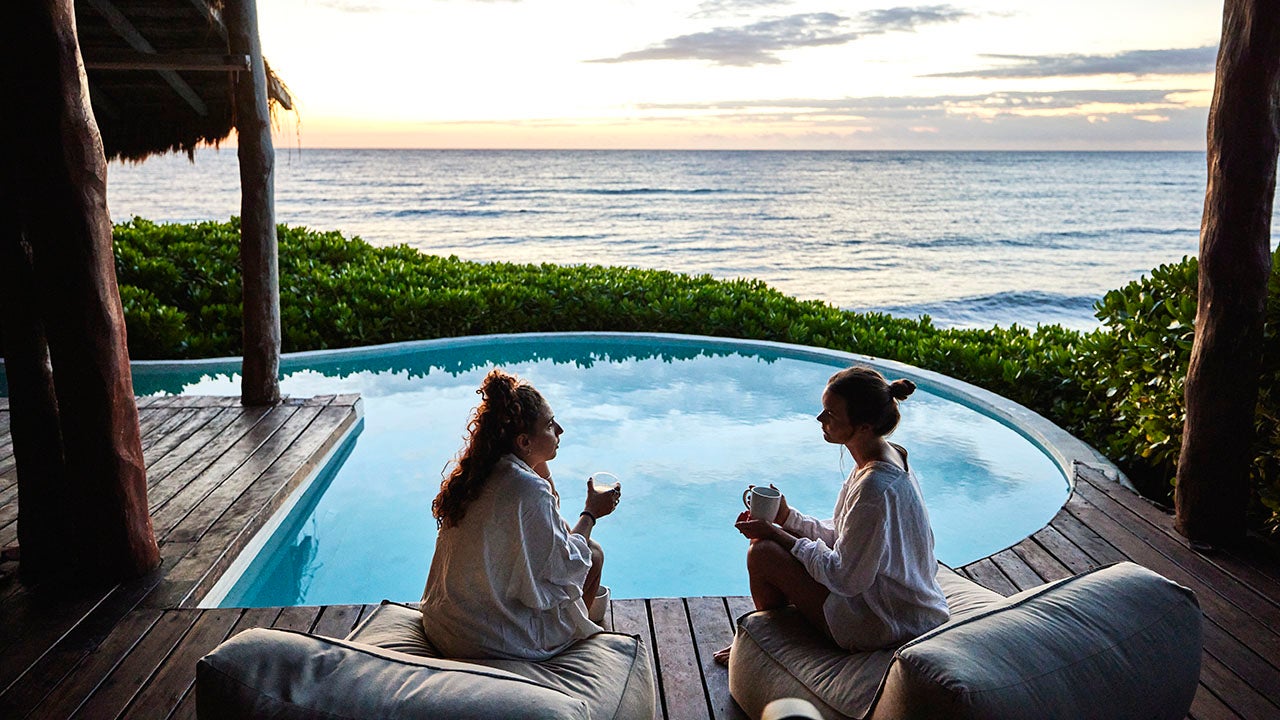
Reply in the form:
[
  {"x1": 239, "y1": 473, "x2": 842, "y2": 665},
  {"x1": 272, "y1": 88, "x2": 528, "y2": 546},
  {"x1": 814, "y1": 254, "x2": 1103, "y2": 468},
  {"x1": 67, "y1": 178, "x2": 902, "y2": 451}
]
[{"x1": 75, "y1": 0, "x2": 292, "y2": 161}]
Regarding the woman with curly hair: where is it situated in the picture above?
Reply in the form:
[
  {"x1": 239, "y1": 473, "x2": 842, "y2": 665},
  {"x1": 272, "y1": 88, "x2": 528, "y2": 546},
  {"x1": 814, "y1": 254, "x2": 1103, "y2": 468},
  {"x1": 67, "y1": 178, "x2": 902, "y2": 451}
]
[
  {"x1": 716, "y1": 365, "x2": 948, "y2": 664},
  {"x1": 420, "y1": 368, "x2": 622, "y2": 660}
]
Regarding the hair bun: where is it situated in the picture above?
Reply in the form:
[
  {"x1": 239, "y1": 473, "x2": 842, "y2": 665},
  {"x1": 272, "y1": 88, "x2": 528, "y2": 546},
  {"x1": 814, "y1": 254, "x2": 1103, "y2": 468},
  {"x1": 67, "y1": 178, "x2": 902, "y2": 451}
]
[{"x1": 889, "y1": 378, "x2": 916, "y2": 401}]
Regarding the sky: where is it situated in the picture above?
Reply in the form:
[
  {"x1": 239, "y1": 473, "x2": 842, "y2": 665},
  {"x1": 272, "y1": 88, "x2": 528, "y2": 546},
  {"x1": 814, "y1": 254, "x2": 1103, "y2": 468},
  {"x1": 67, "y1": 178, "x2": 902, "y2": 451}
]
[{"x1": 255, "y1": 0, "x2": 1223, "y2": 150}]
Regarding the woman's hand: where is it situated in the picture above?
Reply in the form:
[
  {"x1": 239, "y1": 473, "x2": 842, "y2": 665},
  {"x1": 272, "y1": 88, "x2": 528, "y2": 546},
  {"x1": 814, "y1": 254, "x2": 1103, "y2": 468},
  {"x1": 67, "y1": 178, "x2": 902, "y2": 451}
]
[
  {"x1": 734, "y1": 510, "x2": 773, "y2": 540},
  {"x1": 584, "y1": 478, "x2": 621, "y2": 520},
  {"x1": 734, "y1": 510, "x2": 797, "y2": 550}
]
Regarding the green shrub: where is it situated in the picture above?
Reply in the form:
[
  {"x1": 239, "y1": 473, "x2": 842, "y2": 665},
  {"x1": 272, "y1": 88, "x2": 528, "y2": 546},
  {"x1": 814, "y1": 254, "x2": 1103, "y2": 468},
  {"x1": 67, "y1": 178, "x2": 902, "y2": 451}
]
[
  {"x1": 1086, "y1": 252, "x2": 1280, "y2": 534},
  {"x1": 103, "y1": 217, "x2": 1280, "y2": 536}
]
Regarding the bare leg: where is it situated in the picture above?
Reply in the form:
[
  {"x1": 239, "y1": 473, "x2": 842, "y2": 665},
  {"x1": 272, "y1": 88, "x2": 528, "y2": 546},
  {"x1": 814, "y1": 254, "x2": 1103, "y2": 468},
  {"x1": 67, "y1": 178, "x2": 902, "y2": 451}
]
[
  {"x1": 715, "y1": 539, "x2": 831, "y2": 666},
  {"x1": 582, "y1": 538, "x2": 604, "y2": 611}
]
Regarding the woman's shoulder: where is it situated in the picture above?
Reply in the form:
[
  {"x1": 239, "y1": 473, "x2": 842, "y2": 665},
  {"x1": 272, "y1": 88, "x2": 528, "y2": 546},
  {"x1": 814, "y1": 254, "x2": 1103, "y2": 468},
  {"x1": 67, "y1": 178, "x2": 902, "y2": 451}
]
[
  {"x1": 493, "y1": 454, "x2": 554, "y2": 497},
  {"x1": 852, "y1": 456, "x2": 911, "y2": 497}
]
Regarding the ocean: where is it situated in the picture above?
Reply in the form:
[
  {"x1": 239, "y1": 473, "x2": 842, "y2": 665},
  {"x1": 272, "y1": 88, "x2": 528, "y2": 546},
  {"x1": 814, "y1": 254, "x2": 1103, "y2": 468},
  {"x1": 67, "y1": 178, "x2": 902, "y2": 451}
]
[{"x1": 106, "y1": 149, "x2": 1224, "y2": 331}]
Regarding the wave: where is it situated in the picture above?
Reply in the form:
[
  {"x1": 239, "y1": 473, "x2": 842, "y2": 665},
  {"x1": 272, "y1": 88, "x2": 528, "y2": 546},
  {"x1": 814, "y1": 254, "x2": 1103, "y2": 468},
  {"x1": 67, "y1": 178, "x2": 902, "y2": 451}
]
[
  {"x1": 576, "y1": 187, "x2": 731, "y2": 196},
  {"x1": 867, "y1": 291, "x2": 1101, "y2": 330},
  {"x1": 381, "y1": 207, "x2": 547, "y2": 219}
]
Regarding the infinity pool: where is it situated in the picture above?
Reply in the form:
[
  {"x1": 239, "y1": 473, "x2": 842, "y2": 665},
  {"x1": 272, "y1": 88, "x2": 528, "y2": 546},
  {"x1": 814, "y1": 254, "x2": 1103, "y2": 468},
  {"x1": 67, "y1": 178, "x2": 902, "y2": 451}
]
[{"x1": 122, "y1": 333, "x2": 1071, "y2": 606}]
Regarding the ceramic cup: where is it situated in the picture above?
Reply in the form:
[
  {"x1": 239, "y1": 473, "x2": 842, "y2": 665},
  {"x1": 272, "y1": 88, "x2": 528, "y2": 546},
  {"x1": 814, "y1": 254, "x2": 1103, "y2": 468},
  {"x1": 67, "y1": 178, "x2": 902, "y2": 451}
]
[{"x1": 742, "y1": 485, "x2": 782, "y2": 523}]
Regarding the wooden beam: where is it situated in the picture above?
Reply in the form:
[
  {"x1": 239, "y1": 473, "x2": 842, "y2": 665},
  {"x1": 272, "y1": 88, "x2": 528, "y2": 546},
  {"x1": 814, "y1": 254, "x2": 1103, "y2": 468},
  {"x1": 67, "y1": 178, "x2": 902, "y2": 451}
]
[
  {"x1": 1175, "y1": 0, "x2": 1280, "y2": 545},
  {"x1": 225, "y1": 0, "x2": 281, "y2": 406},
  {"x1": 81, "y1": 0, "x2": 208, "y2": 115},
  {"x1": 184, "y1": 0, "x2": 229, "y2": 43},
  {"x1": 84, "y1": 53, "x2": 249, "y2": 72}
]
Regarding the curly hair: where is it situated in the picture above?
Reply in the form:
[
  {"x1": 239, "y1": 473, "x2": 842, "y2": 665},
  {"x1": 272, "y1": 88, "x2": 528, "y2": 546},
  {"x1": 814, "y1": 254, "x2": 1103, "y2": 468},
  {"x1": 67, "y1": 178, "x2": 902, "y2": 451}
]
[
  {"x1": 827, "y1": 365, "x2": 916, "y2": 437},
  {"x1": 432, "y1": 368, "x2": 546, "y2": 529}
]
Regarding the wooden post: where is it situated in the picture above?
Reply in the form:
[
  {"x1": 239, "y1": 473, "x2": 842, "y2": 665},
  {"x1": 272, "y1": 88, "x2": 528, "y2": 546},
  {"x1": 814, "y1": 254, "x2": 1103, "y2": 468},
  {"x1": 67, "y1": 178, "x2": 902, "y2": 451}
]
[
  {"x1": 225, "y1": 0, "x2": 281, "y2": 406},
  {"x1": 1175, "y1": 0, "x2": 1280, "y2": 545},
  {"x1": 0, "y1": 233, "x2": 70, "y2": 580},
  {"x1": 0, "y1": 0, "x2": 160, "y2": 583}
]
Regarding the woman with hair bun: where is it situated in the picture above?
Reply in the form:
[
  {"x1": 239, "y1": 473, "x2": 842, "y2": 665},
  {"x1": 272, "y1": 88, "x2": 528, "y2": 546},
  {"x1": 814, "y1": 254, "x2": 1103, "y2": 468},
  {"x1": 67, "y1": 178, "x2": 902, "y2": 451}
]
[
  {"x1": 420, "y1": 368, "x2": 622, "y2": 660},
  {"x1": 715, "y1": 365, "x2": 948, "y2": 664}
]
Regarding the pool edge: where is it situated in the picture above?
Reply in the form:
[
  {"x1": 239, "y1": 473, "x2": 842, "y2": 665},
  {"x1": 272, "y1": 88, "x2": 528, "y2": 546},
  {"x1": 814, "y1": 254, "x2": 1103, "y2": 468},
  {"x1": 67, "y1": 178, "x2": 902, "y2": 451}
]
[{"x1": 192, "y1": 397, "x2": 367, "y2": 608}]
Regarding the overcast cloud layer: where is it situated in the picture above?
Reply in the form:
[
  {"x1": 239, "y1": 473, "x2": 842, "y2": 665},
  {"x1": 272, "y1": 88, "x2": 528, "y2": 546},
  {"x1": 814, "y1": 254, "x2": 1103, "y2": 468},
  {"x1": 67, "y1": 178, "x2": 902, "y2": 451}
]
[
  {"x1": 929, "y1": 46, "x2": 1217, "y2": 78},
  {"x1": 590, "y1": 5, "x2": 974, "y2": 66}
]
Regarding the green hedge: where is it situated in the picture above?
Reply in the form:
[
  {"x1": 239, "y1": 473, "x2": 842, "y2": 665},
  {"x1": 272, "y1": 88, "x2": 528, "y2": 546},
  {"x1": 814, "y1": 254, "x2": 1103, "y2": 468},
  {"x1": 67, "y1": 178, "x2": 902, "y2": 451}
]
[{"x1": 109, "y1": 217, "x2": 1279, "y2": 536}]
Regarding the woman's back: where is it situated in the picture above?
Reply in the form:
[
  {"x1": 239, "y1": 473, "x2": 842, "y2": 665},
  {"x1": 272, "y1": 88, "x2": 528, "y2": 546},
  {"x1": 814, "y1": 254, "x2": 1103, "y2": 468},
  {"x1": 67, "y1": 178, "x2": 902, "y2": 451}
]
[{"x1": 421, "y1": 454, "x2": 597, "y2": 660}]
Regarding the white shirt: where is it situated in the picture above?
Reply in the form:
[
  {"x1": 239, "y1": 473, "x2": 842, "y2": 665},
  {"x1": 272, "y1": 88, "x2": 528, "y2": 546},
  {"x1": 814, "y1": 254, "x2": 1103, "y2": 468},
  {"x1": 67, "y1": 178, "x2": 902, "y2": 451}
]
[
  {"x1": 784, "y1": 445, "x2": 950, "y2": 650},
  {"x1": 420, "y1": 454, "x2": 599, "y2": 660}
]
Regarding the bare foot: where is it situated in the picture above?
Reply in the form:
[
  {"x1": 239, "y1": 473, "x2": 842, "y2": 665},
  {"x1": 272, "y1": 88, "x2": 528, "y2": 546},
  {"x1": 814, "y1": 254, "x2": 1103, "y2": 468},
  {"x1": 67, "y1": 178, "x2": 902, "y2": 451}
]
[{"x1": 713, "y1": 645, "x2": 732, "y2": 666}]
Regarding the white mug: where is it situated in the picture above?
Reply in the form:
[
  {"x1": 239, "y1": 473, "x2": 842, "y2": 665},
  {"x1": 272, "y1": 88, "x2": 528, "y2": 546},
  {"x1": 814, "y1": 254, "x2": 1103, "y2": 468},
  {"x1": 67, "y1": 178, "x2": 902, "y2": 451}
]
[{"x1": 742, "y1": 485, "x2": 782, "y2": 523}]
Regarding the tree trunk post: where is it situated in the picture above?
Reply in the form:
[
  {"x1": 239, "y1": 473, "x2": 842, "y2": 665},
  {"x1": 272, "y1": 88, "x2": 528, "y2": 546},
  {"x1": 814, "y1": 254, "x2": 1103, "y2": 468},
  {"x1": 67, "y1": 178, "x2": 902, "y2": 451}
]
[
  {"x1": 226, "y1": 0, "x2": 281, "y2": 406},
  {"x1": 1176, "y1": 0, "x2": 1280, "y2": 545},
  {"x1": 0, "y1": 0, "x2": 160, "y2": 583}
]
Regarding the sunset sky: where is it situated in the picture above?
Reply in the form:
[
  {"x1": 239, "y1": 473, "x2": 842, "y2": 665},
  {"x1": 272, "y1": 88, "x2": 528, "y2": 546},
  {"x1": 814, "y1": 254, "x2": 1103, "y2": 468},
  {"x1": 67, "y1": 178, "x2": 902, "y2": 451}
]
[{"x1": 255, "y1": 0, "x2": 1222, "y2": 150}]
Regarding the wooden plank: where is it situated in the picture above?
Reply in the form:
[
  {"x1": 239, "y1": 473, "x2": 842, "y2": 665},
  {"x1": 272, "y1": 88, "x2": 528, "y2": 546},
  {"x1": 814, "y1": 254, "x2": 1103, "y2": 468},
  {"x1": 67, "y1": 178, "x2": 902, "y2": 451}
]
[
  {"x1": 0, "y1": 587, "x2": 111, "y2": 692},
  {"x1": 142, "y1": 406, "x2": 237, "y2": 479},
  {"x1": 987, "y1": 548, "x2": 1045, "y2": 591},
  {"x1": 167, "y1": 690, "x2": 197, "y2": 720},
  {"x1": 1051, "y1": 508, "x2": 1130, "y2": 565},
  {"x1": 70, "y1": 609, "x2": 200, "y2": 720},
  {"x1": 312, "y1": 604, "x2": 364, "y2": 639},
  {"x1": 962, "y1": 558, "x2": 1018, "y2": 596},
  {"x1": 687, "y1": 597, "x2": 746, "y2": 720},
  {"x1": 1200, "y1": 620, "x2": 1280, "y2": 707},
  {"x1": 162, "y1": 404, "x2": 318, "y2": 542},
  {"x1": 145, "y1": 406, "x2": 248, "y2": 489},
  {"x1": 16, "y1": 609, "x2": 163, "y2": 720},
  {"x1": 612, "y1": 599, "x2": 663, "y2": 720},
  {"x1": 1008, "y1": 537, "x2": 1073, "y2": 584},
  {"x1": 1197, "y1": 650, "x2": 1280, "y2": 720},
  {"x1": 1032, "y1": 524, "x2": 1101, "y2": 574},
  {"x1": 139, "y1": 407, "x2": 199, "y2": 455},
  {"x1": 1188, "y1": 682, "x2": 1244, "y2": 720},
  {"x1": 1074, "y1": 481, "x2": 1280, "y2": 628},
  {"x1": 0, "y1": 551, "x2": 179, "y2": 712},
  {"x1": 1063, "y1": 494, "x2": 1280, "y2": 668},
  {"x1": 148, "y1": 404, "x2": 299, "y2": 538},
  {"x1": 167, "y1": 405, "x2": 358, "y2": 605},
  {"x1": 651, "y1": 597, "x2": 710, "y2": 720},
  {"x1": 273, "y1": 606, "x2": 322, "y2": 633},
  {"x1": 158, "y1": 607, "x2": 281, "y2": 720},
  {"x1": 146, "y1": 405, "x2": 282, "y2": 520},
  {"x1": 121, "y1": 608, "x2": 239, "y2": 719}
]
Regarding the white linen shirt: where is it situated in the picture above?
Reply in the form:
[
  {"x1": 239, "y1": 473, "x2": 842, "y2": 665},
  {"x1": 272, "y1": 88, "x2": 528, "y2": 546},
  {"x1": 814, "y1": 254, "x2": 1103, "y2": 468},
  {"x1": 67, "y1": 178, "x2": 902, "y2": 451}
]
[
  {"x1": 420, "y1": 454, "x2": 599, "y2": 660},
  {"x1": 784, "y1": 446, "x2": 949, "y2": 650}
]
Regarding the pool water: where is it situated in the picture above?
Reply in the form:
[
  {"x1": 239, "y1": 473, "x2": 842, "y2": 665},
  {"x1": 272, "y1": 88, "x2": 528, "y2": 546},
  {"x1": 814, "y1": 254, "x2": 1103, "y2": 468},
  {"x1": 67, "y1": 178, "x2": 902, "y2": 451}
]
[{"x1": 127, "y1": 334, "x2": 1069, "y2": 606}]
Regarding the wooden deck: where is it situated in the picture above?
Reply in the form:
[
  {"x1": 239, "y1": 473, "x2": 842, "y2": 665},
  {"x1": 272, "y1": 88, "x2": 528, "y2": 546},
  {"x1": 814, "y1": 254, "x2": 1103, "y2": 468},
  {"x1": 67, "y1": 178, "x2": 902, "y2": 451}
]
[{"x1": 0, "y1": 397, "x2": 1277, "y2": 719}]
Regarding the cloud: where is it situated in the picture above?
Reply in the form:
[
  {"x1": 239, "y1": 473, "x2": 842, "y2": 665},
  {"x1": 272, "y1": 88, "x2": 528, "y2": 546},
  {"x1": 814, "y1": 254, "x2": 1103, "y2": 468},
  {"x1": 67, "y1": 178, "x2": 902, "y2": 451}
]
[
  {"x1": 589, "y1": 5, "x2": 974, "y2": 67},
  {"x1": 640, "y1": 88, "x2": 1197, "y2": 116},
  {"x1": 927, "y1": 45, "x2": 1218, "y2": 78},
  {"x1": 692, "y1": 0, "x2": 795, "y2": 19},
  {"x1": 588, "y1": 13, "x2": 859, "y2": 66},
  {"x1": 861, "y1": 5, "x2": 973, "y2": 32}
]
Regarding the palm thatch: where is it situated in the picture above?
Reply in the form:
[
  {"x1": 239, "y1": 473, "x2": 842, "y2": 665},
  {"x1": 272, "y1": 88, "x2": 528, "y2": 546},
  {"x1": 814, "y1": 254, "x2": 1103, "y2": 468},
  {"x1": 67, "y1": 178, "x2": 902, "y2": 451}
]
[{"x1": 75, "y1": 0, "x2": 292, "y2": 161}]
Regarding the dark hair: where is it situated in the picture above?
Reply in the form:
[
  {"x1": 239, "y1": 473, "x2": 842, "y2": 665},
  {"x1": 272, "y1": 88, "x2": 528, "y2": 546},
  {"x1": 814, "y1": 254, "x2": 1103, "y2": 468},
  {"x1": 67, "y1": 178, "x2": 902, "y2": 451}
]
[
  {"x1": 826, "y1": 365, "x2": 915, "y2": 437},
  {"x1": 432, "y1": 369, "x2": 546, "y2": 529}
]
